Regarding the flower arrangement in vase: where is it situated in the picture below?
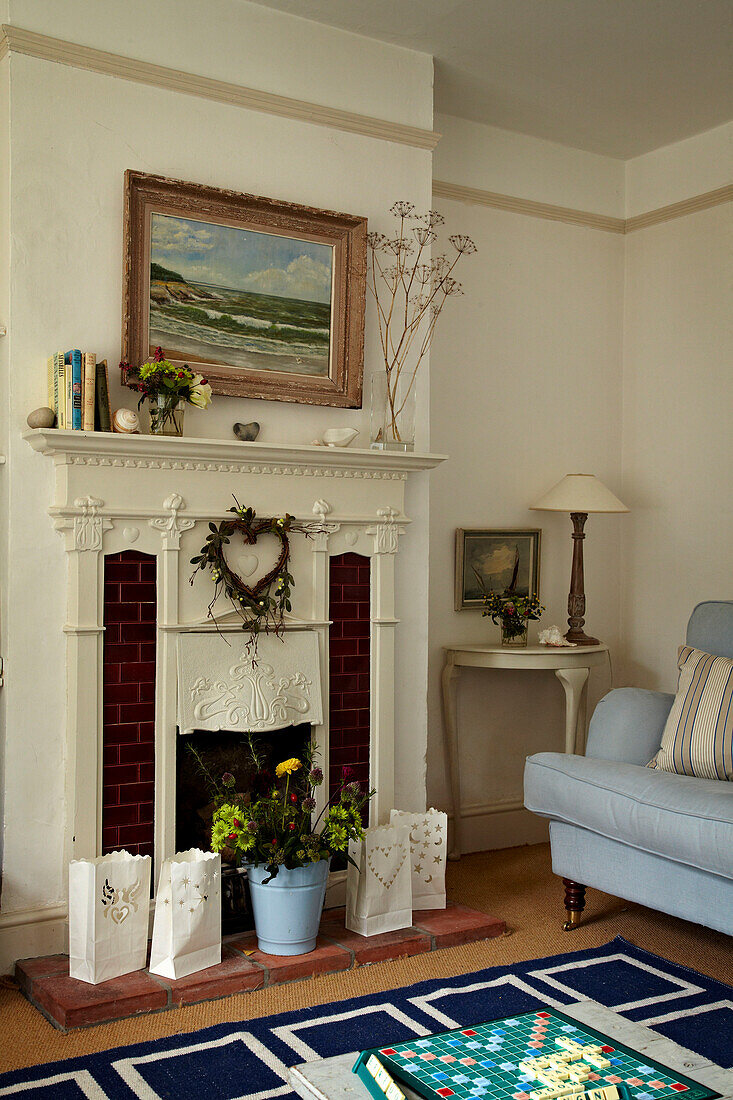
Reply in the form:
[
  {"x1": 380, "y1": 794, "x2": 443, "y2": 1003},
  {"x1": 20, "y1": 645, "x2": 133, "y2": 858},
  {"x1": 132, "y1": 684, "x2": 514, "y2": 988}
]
[
  {"x1": 124, "y1": 346, "x2": 212, "y2": 435},
  {"x1": 210, "y1": 738, "x2": 374, "y2": 955},
  {"x1": 482, "y1": 592, "x2": 545, "y2": 647},
  {"x1": 367, "y1": 202, "x2": 477, "y2": 451}
]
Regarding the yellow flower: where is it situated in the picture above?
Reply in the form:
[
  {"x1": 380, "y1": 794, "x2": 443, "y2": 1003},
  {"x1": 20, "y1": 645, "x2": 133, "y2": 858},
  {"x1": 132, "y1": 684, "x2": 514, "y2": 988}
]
[{"x1": 275, "y1": 757, "x2": 302, "y2": 778}]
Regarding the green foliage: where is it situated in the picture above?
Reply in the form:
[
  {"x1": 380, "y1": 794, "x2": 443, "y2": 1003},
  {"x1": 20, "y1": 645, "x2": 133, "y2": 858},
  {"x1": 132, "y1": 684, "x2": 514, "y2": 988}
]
[
  {"x1": 210, "y1": 738, "x2": 374, "y2": 882},
  {"x1": 482, "y1": 592, "x2": 545, "y2": 638}
]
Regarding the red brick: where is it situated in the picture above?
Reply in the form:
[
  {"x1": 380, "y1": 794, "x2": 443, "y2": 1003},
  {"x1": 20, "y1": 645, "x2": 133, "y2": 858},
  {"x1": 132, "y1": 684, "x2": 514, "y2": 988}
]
[
  {"x1": 320, "y1": 915, "x2": 431, "y2": 965},
  {"x1": 331, "y1": 673, "x2": 361, "y2": 693},
  {"x1": 228, "y1": 935, "x2": 350, "y2": 984},
  {"x1": 125, "y1": 582, "x2": 157, "y2": 603},
  {"x1": 31, "y1": 969, "x2": 167, "y2": 1029},
  {"x1": 139, "y1": 762, "x2": 155, "y2": 783},
  {"x1": 139, "y1": 682, "x2": 156, "y2": 703},
  {"x1": 166, "y1": 948, "x2": 264, "y2": 1005},
  {"x1": 102, "y1": 826, "x2": 119, "y2": 850},
  {"x1": 103, "y1": 663, "x2": 121, "y2": 685},
  {"x1": 137, "y1": 801, "x2": 155, "y2": 824},
  {"x1": 341, "y1": 691, "x2": 370, "y2": 711},
  {"x1": 105, "y1": 643, "x2": 141, "y2": 664},
  {"x1": 138, "y1": 602, "x2": 156, "y2": 623},
  {"x1": 119, "y1": 661, "x2": 156, "y2": 684},
  {"x1": 15, "y1": 954, "x2": 69, "y2": 998},
  {"x1": 412, "y1": 903, "x2": 506, "y2": 948},
  {"x1": 104, "y1": 624, "x2": 121, "y2": 645}
]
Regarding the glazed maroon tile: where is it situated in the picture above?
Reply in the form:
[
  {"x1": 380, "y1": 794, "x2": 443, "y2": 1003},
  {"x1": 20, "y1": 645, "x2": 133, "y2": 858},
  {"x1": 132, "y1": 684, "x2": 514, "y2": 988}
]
[
  {"x1": 342, "y1": 691, "x2": 370, "y2": 711},
  {"x1": 32, "y1": 969, "x2": 167, "y2": 1029},
  {"x1": 166, "y1": 950, "x2": 265, "y2": 1005},
  {"x1": 105, "y1": 723, "x2": 142, "y2": 746},
  {"x1": 118, "y1": 781, "x2": 154, "y2": 806},
  {"x1": 119, "y1": 741, "x2": 155, "y2": 765},
  {"x1": 103, "y1": 663, "x2": 121, "y2": 685},
  {"x1": 118, "y1": 702, "x2": 154, "y2": 724},
  {"x1": 119, "y1": 661, "x2": 156, "y2": 684},
  {"x1": 104, "y1": 562, "x2": 141, "y2": 584},
  {"x1": 104, "y1": 682, "x2": 140, "y2": 705},
  {"x1": 137, "y1": 801, "x2": 154, "y2": 824},
  {"x1": 103, "y1": 764, "x2": 139, "y2": 786},
  {"x1": 230, "y1": 935, "x2": 351, "y2": 984},
  {"x1": 413, "y1": 904, "x2": 506, "y2": 948},
  {"x1": 117, "y1": 823, "x2": 155, "y2": 846},
  {"x1": 103, "y1": 803, "x2": 141, "y2": 827},
  {"x1": 122, "y1": 622, "x2": 157, "y2": 642},
  {"x1": 139, "y1": 762, "x2": 155, "y2": 783},
  {"x1": 102, "y1": 826, "x2": 119, "y2": 850}
]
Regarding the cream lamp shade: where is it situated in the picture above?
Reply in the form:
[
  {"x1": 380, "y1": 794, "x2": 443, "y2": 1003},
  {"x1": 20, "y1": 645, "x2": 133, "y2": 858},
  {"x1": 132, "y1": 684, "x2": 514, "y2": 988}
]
[{"x1": 531, "y1": 473, "x2": 628, "y2": 514}]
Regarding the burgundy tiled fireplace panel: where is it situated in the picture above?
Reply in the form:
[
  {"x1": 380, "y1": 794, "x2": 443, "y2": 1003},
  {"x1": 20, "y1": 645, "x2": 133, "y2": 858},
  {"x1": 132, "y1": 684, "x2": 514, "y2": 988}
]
[
  {"x1": 329, "y1": 553, "x2": 370, "y2": 800},
  {"x1": 102, "y1": 551, "x2": 156, "y2": 859}
]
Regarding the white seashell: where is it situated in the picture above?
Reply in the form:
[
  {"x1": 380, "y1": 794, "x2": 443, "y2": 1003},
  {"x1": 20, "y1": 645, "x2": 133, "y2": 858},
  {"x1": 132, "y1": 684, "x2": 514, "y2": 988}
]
[
  {"x1": 322, "y1": 427, "x2": 359, "y2": 448},
  {"x1": 539, "y1": 625, "x2": 576, "y2": 647},
  {"x1": 112, "y1": 408, "x2": 140, "y2": 434},
  {"x1": 27, "y1": 407, "x2": 56, "y2": 428}
]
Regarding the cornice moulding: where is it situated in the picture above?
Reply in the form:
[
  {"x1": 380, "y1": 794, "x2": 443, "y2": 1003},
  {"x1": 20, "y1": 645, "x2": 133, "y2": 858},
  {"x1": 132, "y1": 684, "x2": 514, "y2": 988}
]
[
  {"x1": 23, "y1": 428, "x2": 447, "y2": 476},
  {"x1": 0, "y1": 24, "x2": 440, "y2": 151},
  {"x1": 433, "y1": 178, "x2": 732, "y2": 235}
]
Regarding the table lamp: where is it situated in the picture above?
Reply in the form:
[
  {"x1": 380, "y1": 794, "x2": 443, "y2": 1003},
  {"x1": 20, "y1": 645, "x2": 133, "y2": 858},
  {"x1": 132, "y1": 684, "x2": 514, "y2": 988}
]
[{"x1": 531, "y1": 473, "x2": 628, "y2": 645}]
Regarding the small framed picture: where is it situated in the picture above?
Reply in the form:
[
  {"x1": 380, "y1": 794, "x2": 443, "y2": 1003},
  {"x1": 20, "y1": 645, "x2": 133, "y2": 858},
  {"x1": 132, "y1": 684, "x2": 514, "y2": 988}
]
[{"x1": 455, "y1": 528, "x2": 541, "y2": 611}]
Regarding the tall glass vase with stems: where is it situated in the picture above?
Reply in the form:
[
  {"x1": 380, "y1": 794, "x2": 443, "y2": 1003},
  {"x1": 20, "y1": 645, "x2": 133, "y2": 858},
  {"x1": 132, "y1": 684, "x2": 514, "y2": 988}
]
[
  {"x1": 370, "y1": 370, "x2": 417, "y2": 451},
  {"x1": 149, "y1": 394, "x2": 186, "y2": 436},
  {"x1": 367, "y1": 202, "x2": 477, "y2": 452}
]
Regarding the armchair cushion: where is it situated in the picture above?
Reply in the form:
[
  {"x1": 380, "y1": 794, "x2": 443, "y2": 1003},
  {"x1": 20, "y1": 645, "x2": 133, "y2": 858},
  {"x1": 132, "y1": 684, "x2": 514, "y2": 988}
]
[
  {"x1": 648, "y1": 647, "x2": 733, "y2": 780},
  {"x1": 524, "y1": 751, "x2": 733, "y2": 880},
  {"x1": 585, "y1": 687, "x2": 674, "y2": 765}
]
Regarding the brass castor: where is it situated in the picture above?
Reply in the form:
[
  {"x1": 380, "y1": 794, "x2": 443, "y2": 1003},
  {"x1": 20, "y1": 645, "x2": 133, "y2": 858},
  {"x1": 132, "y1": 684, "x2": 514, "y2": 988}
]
[{"x1": 562, "y1": 878, "x2": 586, "y2": 931}]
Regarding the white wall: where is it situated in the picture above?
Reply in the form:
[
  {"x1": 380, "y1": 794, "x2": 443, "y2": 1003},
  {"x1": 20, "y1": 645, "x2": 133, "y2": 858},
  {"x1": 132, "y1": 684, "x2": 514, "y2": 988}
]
[
  {"x1": 620, "y1": 126, "x2": 733, "y2": 688},
  {"x1": 0, "y1": 0, "x2": 434, "y2": 935},
  {"x1": 427, "y1": 116, "x2": 624, "y2": 850}
]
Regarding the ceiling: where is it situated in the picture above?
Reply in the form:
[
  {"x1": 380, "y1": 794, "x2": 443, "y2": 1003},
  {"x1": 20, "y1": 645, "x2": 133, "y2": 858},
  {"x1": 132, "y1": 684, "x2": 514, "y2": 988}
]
[{"x1": 253, "y1": 0, "x2": 733, "y2": 158}]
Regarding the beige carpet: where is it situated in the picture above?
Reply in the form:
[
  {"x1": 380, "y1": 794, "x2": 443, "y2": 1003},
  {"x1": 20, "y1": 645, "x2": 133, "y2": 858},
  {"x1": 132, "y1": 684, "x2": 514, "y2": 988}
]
[{"x1": 1, "y1": 843, "x2": 731, "y2": 1074}]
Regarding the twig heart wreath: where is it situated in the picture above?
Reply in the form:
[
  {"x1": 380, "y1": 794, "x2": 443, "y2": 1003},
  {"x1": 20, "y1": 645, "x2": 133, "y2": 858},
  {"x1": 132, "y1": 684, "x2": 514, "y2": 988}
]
[{"x1": 190, "y1": 499, "x2": 305, "y2": 647}]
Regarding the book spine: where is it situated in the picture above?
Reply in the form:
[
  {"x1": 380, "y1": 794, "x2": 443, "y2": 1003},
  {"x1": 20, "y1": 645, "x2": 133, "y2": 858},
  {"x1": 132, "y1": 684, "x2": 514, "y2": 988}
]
[
  {"x1": 83, "y1": 353, "x2": 96, "y2": 431},
  {"x1": 55, "y1": 352, "x2": 66, "y2": 430},
  {"x1": 47, "y1": 356, "x2": 55, "y2": 418},
  {"x1": 66, "y1": 350, "x2": 83, "y2": 430},
  {"x1": 95, "y1": 359, "x2": 112, "y2": 432}
]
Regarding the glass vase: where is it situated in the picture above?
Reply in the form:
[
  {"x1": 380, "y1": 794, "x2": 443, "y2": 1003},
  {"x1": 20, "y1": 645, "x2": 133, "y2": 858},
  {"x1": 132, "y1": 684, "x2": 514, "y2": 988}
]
[
  {"x1": 370, "y1": 370, "x2": 417, "y2": 452},
  {"x1": 501, "y1": 622, "x2": 528, "y2": 647},
  {"x1": 149, "y1": 395, "x2": 185, "y2": 436}
]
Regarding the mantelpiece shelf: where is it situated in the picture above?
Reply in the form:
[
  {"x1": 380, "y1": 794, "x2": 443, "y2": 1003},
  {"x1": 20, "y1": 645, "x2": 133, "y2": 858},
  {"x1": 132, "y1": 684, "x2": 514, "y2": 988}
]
[{"x1": 23, "y1": 428, "x2": 447, "y2": 474}]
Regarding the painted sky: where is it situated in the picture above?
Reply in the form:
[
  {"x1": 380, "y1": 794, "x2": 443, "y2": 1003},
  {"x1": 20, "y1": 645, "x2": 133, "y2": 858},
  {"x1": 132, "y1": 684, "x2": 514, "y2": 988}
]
[{"x1": 151, "y1": 214, "x2": 333, "y2": 303}]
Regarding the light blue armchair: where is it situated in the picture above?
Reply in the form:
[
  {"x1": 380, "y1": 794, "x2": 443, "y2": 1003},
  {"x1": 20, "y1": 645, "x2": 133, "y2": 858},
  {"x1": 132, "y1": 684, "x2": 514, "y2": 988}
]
[{"x1": 524, "y1": 601, "x2": 733, "y2": 934}]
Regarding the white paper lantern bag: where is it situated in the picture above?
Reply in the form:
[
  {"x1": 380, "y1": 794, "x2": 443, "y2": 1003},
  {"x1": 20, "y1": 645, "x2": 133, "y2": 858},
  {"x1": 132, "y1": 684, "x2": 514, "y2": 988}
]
[
  {"x1": 346, "y1": 821, "x2": 412, "y2": 936},
  {"x1": 390, "y1": 808, "x2": 448, "y2": 909},
  {"x1": 149, "y1": 849, "x2": 221, "y2": 980},
  {"x1": 69, "y1": 850, "x2": 151, "y2": 985}
]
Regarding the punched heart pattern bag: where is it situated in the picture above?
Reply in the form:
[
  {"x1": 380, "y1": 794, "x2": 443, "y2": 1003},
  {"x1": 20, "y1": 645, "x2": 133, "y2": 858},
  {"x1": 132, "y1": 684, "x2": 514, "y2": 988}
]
[
  {"x1": 69, "y1": 850, "x2": 151, "y2": 985},
  {"x1": 345, "y1": 821, "x2": 412, "y2": 936}
]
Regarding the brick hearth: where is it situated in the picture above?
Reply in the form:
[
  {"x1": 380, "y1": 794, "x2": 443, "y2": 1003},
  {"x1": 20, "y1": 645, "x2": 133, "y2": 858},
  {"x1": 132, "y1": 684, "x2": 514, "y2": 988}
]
[{"x1": 16, "y1": 903, "x2": 505, "y2": 1030}]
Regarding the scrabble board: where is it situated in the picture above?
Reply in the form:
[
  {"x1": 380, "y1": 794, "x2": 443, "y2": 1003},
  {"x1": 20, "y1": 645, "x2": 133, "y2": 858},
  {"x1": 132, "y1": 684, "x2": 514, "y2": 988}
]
[{"x1": 352, "y1": 1009, "x2": 720, "y2": 1100}]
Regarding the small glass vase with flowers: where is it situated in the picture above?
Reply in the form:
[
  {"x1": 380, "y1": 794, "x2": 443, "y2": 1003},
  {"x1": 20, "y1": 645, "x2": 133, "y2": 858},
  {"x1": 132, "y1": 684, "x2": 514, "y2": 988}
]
[
  {"x1": 482, "y1": 591, "x2": 545, "y2": 647},
  {"x1": 130, "y1": 346, "x2": 212, "y2": 435}
]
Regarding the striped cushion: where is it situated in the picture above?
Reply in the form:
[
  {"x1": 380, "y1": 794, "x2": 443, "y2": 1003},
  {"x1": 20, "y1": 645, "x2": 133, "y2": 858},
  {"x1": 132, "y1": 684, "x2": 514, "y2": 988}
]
[{"x1": 649, "y1": 646, "x2": 733, "y2": 780}]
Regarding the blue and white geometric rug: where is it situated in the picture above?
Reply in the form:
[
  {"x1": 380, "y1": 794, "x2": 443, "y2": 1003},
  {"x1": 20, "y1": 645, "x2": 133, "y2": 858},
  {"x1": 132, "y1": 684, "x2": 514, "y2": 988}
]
[{"x1": 1, "y1": 937, "x2": 731, "y2": 1098}]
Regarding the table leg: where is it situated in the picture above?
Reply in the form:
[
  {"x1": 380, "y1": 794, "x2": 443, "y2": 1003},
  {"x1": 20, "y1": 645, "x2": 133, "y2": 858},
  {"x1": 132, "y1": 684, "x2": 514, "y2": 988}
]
[
  {"x1": 555, "y1": 666, "x2": 590, "y2": 754},
  {"x1": 441, "y1": 654, "x2": 463, "y2": 860},
  {"x1": 576, "y1": 678, "x2": 589, "y2": 754}
]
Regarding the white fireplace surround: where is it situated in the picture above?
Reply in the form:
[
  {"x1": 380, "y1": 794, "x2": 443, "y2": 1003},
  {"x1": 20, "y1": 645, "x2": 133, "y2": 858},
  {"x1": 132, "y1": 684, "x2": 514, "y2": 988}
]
[{"x1": 21, "y1": 429, "x2": 445, "y2": 913}]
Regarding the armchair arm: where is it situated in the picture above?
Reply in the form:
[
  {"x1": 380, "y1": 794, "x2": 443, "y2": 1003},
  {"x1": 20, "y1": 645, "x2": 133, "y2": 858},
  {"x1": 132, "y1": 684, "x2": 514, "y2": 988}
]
[{"x1": 585, "y1": 687, "x2": 674, "y2": 765}]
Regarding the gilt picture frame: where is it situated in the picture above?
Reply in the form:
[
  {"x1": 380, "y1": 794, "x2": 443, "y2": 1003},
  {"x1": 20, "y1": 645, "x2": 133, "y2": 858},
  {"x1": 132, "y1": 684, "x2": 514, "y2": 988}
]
[
  {"x1": 455, "y1": 528, "x2": 542, "y2": 611},
  {"x1": 122, "y1": 171, "x2": 367, "y2": 406}
]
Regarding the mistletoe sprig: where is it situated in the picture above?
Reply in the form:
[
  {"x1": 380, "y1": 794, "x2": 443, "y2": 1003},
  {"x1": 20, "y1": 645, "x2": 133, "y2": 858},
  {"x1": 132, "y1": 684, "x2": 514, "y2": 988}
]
[{"x1": 190, "y1": 499, "x2": 302, "y2": 646}]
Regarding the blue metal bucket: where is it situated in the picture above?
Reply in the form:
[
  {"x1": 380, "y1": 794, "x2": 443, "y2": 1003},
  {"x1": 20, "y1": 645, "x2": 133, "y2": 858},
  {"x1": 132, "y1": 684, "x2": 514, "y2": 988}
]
[{"x1": 245, "y1": 860, "x2": 330, "y2": 956}]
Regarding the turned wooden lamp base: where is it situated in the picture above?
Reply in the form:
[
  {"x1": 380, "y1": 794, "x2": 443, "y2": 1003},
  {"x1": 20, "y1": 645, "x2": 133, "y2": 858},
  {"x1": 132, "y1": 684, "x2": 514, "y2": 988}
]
[{"x1": 564, "y1": 512, "x2": 600, "y2": 647}]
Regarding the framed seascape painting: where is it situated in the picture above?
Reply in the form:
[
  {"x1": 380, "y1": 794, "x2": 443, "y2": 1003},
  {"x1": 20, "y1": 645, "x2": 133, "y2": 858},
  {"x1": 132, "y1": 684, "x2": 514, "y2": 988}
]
[
  {"x1": 121, "y1": 172, "x2": 367, "y2": 406},
  {"x1": 455, "y1": 528, "x2": 541, "y2": 611}
]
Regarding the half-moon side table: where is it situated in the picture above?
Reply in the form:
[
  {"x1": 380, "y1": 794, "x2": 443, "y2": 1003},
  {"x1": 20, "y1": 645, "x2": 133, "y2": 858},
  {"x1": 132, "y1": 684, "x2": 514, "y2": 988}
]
[{"x1": 441, "y1": 643, "x2": 609, "y2": 860}]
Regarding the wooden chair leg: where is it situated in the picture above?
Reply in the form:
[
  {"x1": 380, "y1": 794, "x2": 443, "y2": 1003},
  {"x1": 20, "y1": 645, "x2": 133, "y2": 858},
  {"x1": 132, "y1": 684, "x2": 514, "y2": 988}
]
[{"x1": 562, "y1": 878, "x2": 586, "y2": 931}]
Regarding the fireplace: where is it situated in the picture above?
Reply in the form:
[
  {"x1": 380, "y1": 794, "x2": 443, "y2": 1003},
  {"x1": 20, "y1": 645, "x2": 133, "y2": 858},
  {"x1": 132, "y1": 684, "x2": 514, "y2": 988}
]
[{"x1": 23, "y1": 428, "x2": 444, "y2": 940}]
